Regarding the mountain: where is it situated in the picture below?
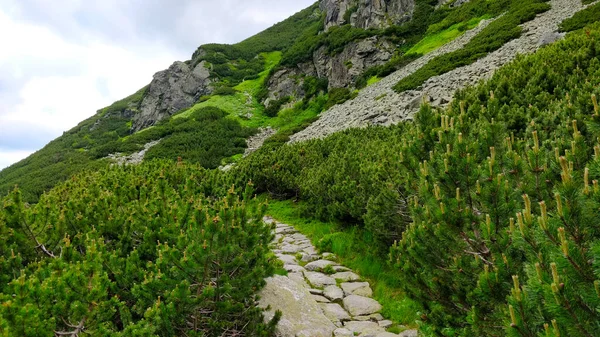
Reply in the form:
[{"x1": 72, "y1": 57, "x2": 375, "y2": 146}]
[
  {"x1": 0, "y1": 0, "x2": 532, "y2": 202},
  {"x1": 2, "y1": 1, "x2": 600, "y2": 335}
]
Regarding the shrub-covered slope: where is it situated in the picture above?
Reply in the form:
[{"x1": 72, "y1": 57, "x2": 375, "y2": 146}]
[
  {"x1": 0, "y1": 0, "x2": 550, "y2": 202},
  {"x1": 230, "y1": 22, "x2": 600, "y2": 336},
  {"x1": 0, "y1": 160, "x2": 277, "y2": 336}
]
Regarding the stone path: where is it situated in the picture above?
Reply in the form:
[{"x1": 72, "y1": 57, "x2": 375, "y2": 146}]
[
  {"x1": 291, "y1": 0, "x2": 590, "y2": 142},
  {"x1": 259, "y1": 216, "x2": 418, "y2": 337}
]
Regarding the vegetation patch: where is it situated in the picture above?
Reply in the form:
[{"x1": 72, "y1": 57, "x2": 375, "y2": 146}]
[
  {"x1": 406, "y1": 15, "x2": 490, "y2": 55},
  {"x1": 559, "y1": 1, "x2": 600, "y2": 32},
  {"x1": 0, "y1": 161, "x2": 278, "y2": 336}
]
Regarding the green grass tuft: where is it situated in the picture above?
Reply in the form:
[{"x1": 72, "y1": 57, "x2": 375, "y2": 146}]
[{"x1": 407, "y1": 15, "x2": 491, "y2": 55}]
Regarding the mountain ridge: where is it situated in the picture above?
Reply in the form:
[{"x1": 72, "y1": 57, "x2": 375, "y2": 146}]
[{"x1": 0, "y1": 0, "x2": 594, "y2": 203}]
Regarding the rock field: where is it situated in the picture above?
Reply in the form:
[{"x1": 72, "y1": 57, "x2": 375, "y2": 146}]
[{"x1": 291, "y1": 0, "x2": 588, "y2": 142}]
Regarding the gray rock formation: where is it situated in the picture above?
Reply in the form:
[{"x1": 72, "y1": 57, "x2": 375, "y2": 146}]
[
  {"x1": 317, "y1": 36, "x2": 395, "y2": 88},
  {"x1": 132, "y1": 61, "x2": 212, "y2": 131},
  {"x1": 321, "y1": 0, "x2": 415, "y2": 30},
  {"x1": 265, "y1": 68, "x2": 306, "y2": 103},
  {"x1": 266, "y1": 35, "x2": 394, "y2": 104}
]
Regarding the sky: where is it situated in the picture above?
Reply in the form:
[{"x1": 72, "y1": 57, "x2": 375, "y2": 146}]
[{"x1": 0, "y1": 0, "x2": 315, "y2": 169}]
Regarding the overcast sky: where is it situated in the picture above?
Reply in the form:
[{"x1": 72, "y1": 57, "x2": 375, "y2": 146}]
[{"x1": 0, "y1": 0, "x2": 315, "y2": 169}]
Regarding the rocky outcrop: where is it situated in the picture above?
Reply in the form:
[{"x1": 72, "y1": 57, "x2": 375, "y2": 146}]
[
  {"x1": 265, "y1": 68, "x2": 307, "y2": 102},
  {"x1": 292, "y1": 0, "x2": 585, "y2": 142},
  {"x1": 315, "y1": 36, "x2": 394, "y2": 88},
  {"x1": 321, "y1": 0, "x2": 415, "y2": 30},
  {"x1": 132, "y1": 61, "x2": 212, "y2": 131},
  {"x1": 266, "y1": 36, "x2": 394, "y2": 104}
]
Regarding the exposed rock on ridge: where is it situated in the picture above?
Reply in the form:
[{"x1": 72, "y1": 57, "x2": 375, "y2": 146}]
[
  {"x1": 291, "y1": 0, "x2": 586, "y2": 142},
  {"x1": 321, "y1": 0, "x2": 415, "y2": 30},
  {"x1": 132, "y1": 60, "x2": 212, "y2": 131},
  {"x1": 267, "y1": 36, "x2": 395, "y2": 102}
]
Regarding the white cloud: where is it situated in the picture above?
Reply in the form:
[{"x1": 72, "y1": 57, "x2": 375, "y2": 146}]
[
  {"x1": 0, "y1": 150, "x2": 33, "y2": 170},
  {"x1": 0, "y1": 0, "x2": 316, "y2": 169}
]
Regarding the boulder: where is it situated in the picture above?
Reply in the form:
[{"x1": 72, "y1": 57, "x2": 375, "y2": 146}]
[
  {"x1": 379, "y1": 320, "x2": 393, "y2": 328},
  {"x1": 133, "y1": 61, "x2": 212, "y2": 131},
  {"x1": 284, "y1": 264, "x2": 306, "y2": 273},
  {"x1": 334, "y1": 328, "x2": 353, "y2": 337},
  {"x1": 344, "y1": 320, "x2": 385, "y2": 335},
  {"x1": 331, "y1": 271, "x2": 360, "y2": 281}
]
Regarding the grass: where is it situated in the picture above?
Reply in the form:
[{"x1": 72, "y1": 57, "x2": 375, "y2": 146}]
[
  {"x1": 266, "y1": 198, "x2": 421, "y2": 327},
  {"x1": 559, "y1": 1, "x2": 600, "y2": 32},
  {"x1": 407, "y1": 15, "x2": 491, "y2": 55},
  {"x1": 367, "y1": 76, "x2": 381, "y2": 86},
  {"x1": 174, "y1": 52, "x2": 282, "y2": 128}
]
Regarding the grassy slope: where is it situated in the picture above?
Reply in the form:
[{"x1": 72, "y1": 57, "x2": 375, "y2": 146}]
[{"x1": 407, "y1": 15, "x2": 490, "y2": 55}]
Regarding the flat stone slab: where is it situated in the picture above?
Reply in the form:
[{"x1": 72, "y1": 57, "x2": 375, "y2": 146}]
[
  {"x1": 332, "y1": 271, "x2": 360, "y2": 281},
  {"x1": 305, "y1": 259, "x2": 338, "y2": 271},
  {"x1": 379, "y1": 320, "x2": 393, "y2": 328},
  {"x1": 334, "y1": 328, "x2": 353, "y2": 337},
  {"x1": 344, "y1": 321, "x2": 385, "y2": 335},
  {"x1": 304, "y1": 271, "x2": 336, "y2": 288},
  {"x1": 333, "y1": 265, "x2": 351, "y2": 272},
  {"x1": 321, "y1": 303, "x2": 351, "y2": 322},
  {"x1": 284, "y1": 264, "x2": 306, "y2": 273},
  {"x1": 399, "y1": 330, "x2": 418, "y2": 337},
  {"x1": 277, "y1": 254, "x2": 298, "y2": 265},
  {"x1": 280, "y1": 244, "x2": 304, "y2": 254},
  {"x1": 323, "y1": 285, "x2": 344, "y2": 302},
  {"x1": 312, "y1": 294, "x2": 331, "y2": 303},
  {"x1": 301, "y1": 254, "x2": 320, "y2": 262},
  {"x1": 341, "y1": 282, "x2": 373, "y2": 297},
  {"x1": 259, "y1": 275, "x2": 336, "y2": 337},
  {"x1": 343, "y1": 295, "x2": 382, "y2": 316}
]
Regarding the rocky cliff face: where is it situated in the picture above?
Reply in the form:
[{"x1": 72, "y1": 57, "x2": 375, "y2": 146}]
[
  {"x1": 321, "y1": 0, "x2": 415, "y2": 30},
  {"x1": 267, "y1": 36, "x2": 394, "y2": 103},
  {"x1": 132, "y1": 60, "x2": 212, "y2": 131}
]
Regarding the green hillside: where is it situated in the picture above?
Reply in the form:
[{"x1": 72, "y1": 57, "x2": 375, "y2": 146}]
[
  {"x1": 230, "y1": 21, "x2": 600, "y2": 336},
  {"x1": 2, "y1": 2, "x2": 600, "y2": 336},
  {"x1": 0, "y1": 0, "x2": 533, "y2": 203}
]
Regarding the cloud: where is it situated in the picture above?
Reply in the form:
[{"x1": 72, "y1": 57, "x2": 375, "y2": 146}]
[
  {"x1": 0, "y1": 0, "x2": 316, "y2": 170},
  {"x1": 0, "y1": 150, "x2": 33, "y2": 170}
]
